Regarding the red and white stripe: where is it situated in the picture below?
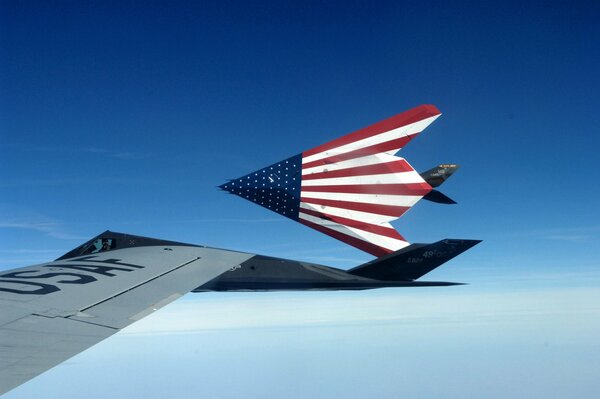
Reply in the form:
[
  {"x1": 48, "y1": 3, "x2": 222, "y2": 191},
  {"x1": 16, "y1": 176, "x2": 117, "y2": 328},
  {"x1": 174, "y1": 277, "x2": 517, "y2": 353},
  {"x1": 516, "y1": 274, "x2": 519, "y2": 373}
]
[{"x1": 298, "y1": 105, "x2": 441, "y2": 257}]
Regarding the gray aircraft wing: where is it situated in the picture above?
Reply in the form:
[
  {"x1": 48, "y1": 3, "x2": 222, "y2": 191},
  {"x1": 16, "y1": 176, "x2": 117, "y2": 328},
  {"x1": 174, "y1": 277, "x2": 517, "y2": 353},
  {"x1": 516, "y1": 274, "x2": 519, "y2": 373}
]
[{"x1": 0, "y1": 231, "x2": 253, "y2": 395}]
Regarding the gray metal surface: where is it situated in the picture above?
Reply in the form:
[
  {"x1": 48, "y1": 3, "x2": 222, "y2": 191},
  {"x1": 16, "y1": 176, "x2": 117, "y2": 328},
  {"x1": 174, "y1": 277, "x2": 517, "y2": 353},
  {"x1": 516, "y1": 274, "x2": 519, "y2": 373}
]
[{"x1": 0, "y1": 244, "x2": 253, "y2": 395}]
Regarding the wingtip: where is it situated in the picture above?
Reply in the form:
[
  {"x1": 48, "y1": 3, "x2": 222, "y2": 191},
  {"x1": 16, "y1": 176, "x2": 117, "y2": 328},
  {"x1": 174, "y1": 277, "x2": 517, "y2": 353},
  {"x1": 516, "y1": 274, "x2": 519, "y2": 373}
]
[
  {"x1": 442, "y1": 239, "x2": 482, "y2": 249},
  {"x1": 419, "y1": 104, "x2": 442, "y2": 116},
  {"x1": 218, "y1": 182, "x2": 233, "y2": 192}
]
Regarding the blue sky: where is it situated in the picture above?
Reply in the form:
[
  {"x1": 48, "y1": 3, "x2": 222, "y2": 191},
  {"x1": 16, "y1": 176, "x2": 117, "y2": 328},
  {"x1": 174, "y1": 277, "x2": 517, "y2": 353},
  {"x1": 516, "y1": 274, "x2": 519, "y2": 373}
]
[{"x1": 1, "y1": 1, "x2": 600, "y2": 397}]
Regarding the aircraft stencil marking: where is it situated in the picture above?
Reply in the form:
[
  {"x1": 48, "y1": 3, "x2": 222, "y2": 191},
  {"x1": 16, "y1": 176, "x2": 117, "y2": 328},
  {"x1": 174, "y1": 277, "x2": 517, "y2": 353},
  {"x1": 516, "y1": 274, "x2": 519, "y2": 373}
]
[{"x1": 0, "y1": 256, "x2": 147, "y2": 295}]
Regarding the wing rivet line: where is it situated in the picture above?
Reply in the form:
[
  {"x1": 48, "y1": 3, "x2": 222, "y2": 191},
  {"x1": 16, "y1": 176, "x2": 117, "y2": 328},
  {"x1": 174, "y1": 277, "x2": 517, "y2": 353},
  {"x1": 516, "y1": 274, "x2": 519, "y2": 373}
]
[{"x1": 75, "y1": 256, "x2": 202, "y2": 313}]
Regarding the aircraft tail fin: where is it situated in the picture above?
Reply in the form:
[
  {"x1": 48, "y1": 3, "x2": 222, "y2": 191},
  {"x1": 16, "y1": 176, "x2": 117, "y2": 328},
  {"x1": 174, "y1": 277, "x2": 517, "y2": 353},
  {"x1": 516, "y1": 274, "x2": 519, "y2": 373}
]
[
  {"x1": 420, "y1": 164, "x2": 459, "y2": 188},
  {"x1": 423, "y1": 189, "x2": 457, "y2": 204},
  {"x1": 347, "y1": 239, "x2": 481, "y2": 280},
  {"x1": 419, "y1": 164, "x2": 459, "y2": 204},
  {"x1": 220, "y1": 105, "x2": 442, "y2": 257}
]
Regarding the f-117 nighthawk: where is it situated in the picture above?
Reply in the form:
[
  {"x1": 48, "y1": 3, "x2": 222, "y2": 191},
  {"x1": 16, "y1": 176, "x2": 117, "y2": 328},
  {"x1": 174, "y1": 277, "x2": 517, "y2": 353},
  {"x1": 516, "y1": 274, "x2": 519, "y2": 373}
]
[{"x1": 0, "y1": 104, "x2": 479, "y2": 395}]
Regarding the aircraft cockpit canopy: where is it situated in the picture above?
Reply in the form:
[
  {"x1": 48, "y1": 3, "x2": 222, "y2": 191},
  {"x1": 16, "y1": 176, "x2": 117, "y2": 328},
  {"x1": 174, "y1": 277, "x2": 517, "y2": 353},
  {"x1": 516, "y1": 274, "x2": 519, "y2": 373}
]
[{"x1": 82, "y1": 238, "x2": 116, "y2": 255}]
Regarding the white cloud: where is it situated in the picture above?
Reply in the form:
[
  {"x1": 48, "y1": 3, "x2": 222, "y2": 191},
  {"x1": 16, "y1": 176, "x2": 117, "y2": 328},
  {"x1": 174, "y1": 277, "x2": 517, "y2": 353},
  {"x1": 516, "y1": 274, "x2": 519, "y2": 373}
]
[
  {"x1": 24, "y1": 145, "x2": 151, "y2": 161},
  {"x1": 121, "y1": 286, "x2": 600, "y2": 337},
  {"x1": 0, "y1": 221, "x2": 84, "y2": 240}
]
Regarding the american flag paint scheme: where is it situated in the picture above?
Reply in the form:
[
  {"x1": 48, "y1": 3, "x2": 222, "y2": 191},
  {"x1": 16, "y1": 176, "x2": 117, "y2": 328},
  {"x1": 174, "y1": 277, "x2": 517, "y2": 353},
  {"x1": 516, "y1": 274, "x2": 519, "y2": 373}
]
[{"x1": 220, "y1": 104, "x2": 443, "y2": 257}]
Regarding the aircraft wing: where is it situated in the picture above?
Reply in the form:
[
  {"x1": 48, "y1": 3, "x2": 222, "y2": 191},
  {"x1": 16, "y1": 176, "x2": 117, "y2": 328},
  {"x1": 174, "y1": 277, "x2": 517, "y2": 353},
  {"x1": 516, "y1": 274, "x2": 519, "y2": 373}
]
[{"x1": 0, "y1": 231, "x2": 253, "y2": 395}]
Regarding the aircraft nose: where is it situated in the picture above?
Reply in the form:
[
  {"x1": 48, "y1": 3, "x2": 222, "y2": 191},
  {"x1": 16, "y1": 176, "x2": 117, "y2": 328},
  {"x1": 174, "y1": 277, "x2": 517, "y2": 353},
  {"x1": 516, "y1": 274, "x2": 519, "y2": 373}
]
[{"x1": 218, "y1": 154, "x2": 303, "y2": 220}]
